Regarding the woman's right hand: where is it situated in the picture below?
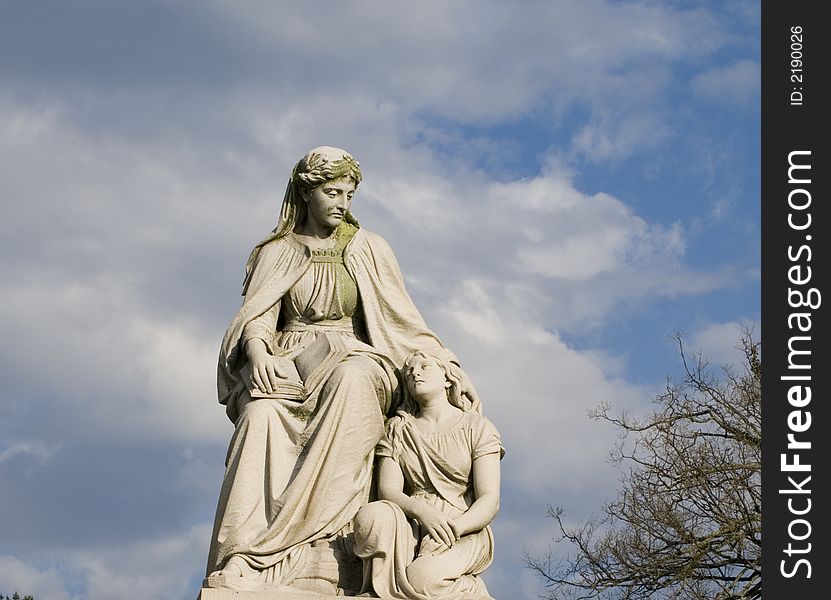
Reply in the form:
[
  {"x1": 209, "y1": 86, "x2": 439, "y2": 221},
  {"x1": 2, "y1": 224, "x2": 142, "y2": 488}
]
[
  {"x1": 245, "y1": 339, "x2": 294, "y2": 393},
  {"x1": 415, "y1": 503, "x2": 459, "y2": 549}
]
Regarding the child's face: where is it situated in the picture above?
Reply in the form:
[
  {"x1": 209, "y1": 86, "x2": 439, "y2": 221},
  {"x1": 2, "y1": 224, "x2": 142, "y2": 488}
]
[{"x1": 403, "y1": 355, "x2": 448, "y2": 402}]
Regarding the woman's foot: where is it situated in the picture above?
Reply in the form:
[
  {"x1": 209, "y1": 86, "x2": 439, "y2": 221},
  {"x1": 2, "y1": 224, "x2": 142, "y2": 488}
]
[
  {"x1": 221, "y1": 562, "x2": 243, "y2": 577},
  {"x1": 209, "y1": 556, "x2": 245, "y2": 578}
]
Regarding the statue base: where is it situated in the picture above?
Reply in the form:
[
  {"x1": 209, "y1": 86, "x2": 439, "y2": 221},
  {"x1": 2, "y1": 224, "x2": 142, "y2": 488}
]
[
  {"x1": 200, "y1": 538, "x2": 365, "y2": 598},
  {"x1": 198, "y1": 588, "x2": 371, "y2": 599}
]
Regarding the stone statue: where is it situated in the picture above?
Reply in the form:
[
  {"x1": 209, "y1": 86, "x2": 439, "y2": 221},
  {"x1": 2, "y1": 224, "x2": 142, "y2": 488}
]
[
  {"x1": 203, "y1": 147, "x2": 482, "y2": 596},
  {"x1": 353, "y1": 350, "x2": 503, "y2": 600}
]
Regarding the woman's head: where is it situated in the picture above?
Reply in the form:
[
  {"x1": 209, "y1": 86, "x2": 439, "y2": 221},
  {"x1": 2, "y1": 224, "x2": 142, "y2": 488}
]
[
  {"x1": 399, "y1": 350, "x2": 479, "y2": 416},
  {"x1": 293, "y1": 148, "x2": 361, "y2": 235},
  {"x1": 271, "y1": 146, "x2": 362, "y2": 240}
]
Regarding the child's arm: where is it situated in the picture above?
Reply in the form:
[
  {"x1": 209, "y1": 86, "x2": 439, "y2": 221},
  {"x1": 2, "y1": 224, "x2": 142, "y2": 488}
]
[
  {"x1": 450, "y1": 452, "x2": 501, "y2": 537},
  {"x1": 377, "y1": 456, "x2": 459, "y2": 548}
]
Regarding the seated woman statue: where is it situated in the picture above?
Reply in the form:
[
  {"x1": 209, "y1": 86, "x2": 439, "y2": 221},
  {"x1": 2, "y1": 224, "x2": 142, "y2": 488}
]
[
  {"x1": 354, "y1": 350, "x2": 503, "y2": 600},
  {"x1": 205, "y1": 147, "x2": 478, "y2": 593}
]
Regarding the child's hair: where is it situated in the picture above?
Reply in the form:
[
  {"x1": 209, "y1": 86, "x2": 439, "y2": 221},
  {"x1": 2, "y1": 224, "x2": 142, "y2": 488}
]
[{"x1": 398, "y1": 350, "x2": 481, "y2": 416}]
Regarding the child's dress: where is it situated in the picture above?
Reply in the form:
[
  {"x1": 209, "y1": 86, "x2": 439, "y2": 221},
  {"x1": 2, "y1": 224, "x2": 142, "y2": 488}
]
[{"x1": 354, "y1": 411, "x2": 504, "y2": 599}]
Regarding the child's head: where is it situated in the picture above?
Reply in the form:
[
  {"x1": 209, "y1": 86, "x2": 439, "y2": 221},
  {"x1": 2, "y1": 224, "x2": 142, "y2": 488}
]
[{"x1": 399, "y1": 350, "x2": 480, "y2": 416}]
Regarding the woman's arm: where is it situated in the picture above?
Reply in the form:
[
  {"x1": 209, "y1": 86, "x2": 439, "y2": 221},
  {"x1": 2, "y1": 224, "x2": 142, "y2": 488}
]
[
  {"x1": 242, "y1": 303, "x2": 296, "y2": 393},
  {"x1": 241, "y1": 302, "x2": 279, "y2": 350},
  {"x1": 450, "y1": 452, "x2": 501, "y2": 537},
  {"x1": 377, "y1": 456, "x2": 459, "y2": 548}
]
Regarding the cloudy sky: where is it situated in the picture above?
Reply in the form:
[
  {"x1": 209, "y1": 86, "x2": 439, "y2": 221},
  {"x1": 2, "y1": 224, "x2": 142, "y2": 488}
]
[{"x1": 0, "y1": 2, "x2": 759, "y2": 598}]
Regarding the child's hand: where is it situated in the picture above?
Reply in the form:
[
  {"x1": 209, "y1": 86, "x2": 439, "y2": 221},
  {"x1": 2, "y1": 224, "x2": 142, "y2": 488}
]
[{"x1": 416, "y1": 505, "x2": 459, "y2": 549}]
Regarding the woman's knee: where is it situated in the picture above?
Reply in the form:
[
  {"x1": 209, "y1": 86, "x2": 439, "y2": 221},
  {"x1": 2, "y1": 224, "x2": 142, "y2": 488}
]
[
  {"x1": 238, "y1": 398, "x2": 276, "y2": 427},
  {"x1": 327, "y1": 357, "x2": 382, "y2": 388}
]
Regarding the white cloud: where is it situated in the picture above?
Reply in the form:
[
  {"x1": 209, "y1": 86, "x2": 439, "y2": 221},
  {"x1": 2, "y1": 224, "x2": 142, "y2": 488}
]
[
  {"x1": 197, "y1": 0, "x2": 728, "y2": 161},
  {"x1": 0, "y1": 524, "x2": 212, "y2": 600},
  {"x1": 0, "y1": 556, "x2": 72, "y2": 600},
  {"x1": 688, "y1": 319, "x2": 758, "y2": 369},
  {"x1": 0, "y1": 441, "x2": 58, "y2": 464},
  {"x1": 692, "y1": 60, "x2": 760, "y2": 107},
  {"x1": 73, "y1": 524, "x2": 211, "y2": 600},
  {"x1": 0, "y1": 277, "x2": 228, "y2": 444},
  {"x1": 434, "y1": 291, "x2": 650, "y2": 492},
  {"x1": 570, "y1": 108, "x2": 675, "y2": 163},
  {"x1": 392, "y1": 167, "x2": 721, "y2": 334},
  {"x1": 517, "y1": 220, "x2": 632, "y2": 280}
]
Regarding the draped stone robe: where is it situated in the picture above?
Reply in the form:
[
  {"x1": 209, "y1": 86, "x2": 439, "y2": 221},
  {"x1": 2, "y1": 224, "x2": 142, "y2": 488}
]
[{"x1": 207, "y1": 224, "x2": 457, "y2": 587}]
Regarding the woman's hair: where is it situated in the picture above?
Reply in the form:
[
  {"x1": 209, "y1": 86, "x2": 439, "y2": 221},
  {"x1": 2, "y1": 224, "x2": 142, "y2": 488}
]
[
  {"x1": 397, "y1": 350, "x2": 481, "y2": 417},
  {"x1": 292, "y1": 146, "x2": 362, "y2": 191},
  {"x1": 242, "y1": 146, "x2": 362, "y2": 293}
]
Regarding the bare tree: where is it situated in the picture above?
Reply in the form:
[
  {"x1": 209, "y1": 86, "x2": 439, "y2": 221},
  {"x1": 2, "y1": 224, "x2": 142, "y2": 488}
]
[{"x1": 527, "y1": 330, "x2": 761, "y2": 599}]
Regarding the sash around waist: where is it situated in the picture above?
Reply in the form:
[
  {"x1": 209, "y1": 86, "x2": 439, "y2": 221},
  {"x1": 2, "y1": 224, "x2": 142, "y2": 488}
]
[{"x1": 281, "y1": 317, "x2": 357, "y2": 334}]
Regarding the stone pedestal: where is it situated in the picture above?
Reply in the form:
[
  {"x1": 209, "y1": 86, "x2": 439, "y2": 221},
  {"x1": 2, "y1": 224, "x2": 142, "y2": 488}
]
[
  {"x1": 198, "y1": 589, "x2": 369, "y2": 599},
  {"x1": 199, "y1": 540, "x2": 365, "y2": 599}
]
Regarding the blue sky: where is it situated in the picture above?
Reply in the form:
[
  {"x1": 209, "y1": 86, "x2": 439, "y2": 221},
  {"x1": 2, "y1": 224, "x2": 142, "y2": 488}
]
[{"x1": 0, "y1": 2, "x2": 759, "y2": 598}]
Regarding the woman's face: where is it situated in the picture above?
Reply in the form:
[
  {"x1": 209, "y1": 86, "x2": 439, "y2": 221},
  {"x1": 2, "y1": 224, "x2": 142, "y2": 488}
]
[
  {"x1": 404, "y1": 355, "x2": 449, "y2": 401},
  {"x1": 302, "y1": 176, "x2": 356, "y2": 232}
]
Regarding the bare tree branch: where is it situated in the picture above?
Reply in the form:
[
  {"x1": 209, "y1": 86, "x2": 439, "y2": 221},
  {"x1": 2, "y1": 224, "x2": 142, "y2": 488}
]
[{"x1": 526, "y1": 328, "x2": 761, "y2": 599}]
